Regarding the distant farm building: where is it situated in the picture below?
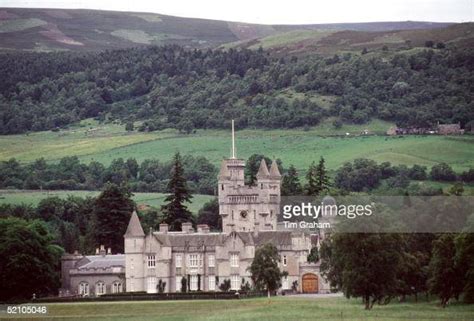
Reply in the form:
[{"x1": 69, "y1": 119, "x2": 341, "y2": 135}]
[
  {"x1": 387, "y1": 123, "x2": 464, "y2": 136},
  {"x1": 437, "y1": 122, "x2": 464, "y2": 135},
  {"x1": 386, "y1": 126, "x2": 431, "y2": 135}
]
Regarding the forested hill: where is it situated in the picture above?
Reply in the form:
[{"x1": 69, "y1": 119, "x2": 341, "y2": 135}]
[
  {"x1": 0, "y1": 44, "x2": 473, "y2": 135},
  {"x1": 0, "y1": 7, "x2": 454, "y2": 52}
]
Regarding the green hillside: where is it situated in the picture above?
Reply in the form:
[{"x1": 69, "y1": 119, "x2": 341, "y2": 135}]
[{"x1": 1, "y1": 121, "x2": 473, "y2": 173}]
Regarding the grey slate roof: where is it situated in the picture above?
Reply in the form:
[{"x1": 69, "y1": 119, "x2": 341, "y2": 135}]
[
  {"x1": 256, "y1": 159, "x2": 270, "y2": 178},
  {"x1": 153, "y1": 231, "x2": 293, "y2": 248},
  {"x1": 154, "y1": 233, "x2": 224, "y2": 247},
  {"x1": 124, "y1": 210, "x2": 145, "y2": 237},
  {"x1": 76, "y1": 255, "x2": 125, "y2": 270},
  {"x1": 269, "y1": 160, "x2": 282, "y2": 177}
]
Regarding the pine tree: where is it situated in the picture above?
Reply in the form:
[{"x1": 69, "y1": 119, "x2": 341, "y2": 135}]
[
  {"x1": 304, "y1": 161, "x2": 319, "y2": 196},
  {"x1": 315, "y1": 156, "x2": 330, "y2": 194},
  {"x1": 161, "y1": 152, "x2": 193, "y2": 231},
  {"x1": 281, "y1": 165, "x2": 302, "y2": 196},
  {"x1": 93, "y1": 183, "x2": 135, "y2": 253}
]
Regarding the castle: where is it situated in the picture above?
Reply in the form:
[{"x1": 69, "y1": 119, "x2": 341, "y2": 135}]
[{"x1": 61, "y1": 121, "x2": 327, "y2": 296}]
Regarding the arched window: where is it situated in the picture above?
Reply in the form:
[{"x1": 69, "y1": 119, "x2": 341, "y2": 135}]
[
  {"x1": 79, "y1": 282, "x2": 89, "y2": 296},
  {"x1": 112, "y1": 281, "x2": 123, "y2": 293},
  {"x1": 96, "y1": 282, "x2": 105, "y2": 296}
]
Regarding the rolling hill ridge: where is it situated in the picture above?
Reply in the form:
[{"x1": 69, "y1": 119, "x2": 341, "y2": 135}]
[{"x1": 0, "y1": 7, "x2": 460, "y2": 52}]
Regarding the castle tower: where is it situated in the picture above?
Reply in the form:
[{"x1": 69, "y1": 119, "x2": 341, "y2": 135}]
[
  {"x1": 124, "y1": 210, "x2": 145, "y2": 292},
  {"x1": 218, "y1": 120, "x2": 281, "y2": 233}
]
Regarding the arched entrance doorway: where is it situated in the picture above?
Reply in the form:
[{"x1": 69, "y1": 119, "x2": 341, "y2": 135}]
[{"x1": 302, "y1": 273, "x2": 318, "y2": 293}]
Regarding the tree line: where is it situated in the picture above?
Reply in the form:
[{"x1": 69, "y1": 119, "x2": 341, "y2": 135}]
[
  {"x1": 0, "y1": 155, "x2": 217, "y2": 194},
  {"x1": 0, "y1": 45, "x2": 472, "y2": 134}
]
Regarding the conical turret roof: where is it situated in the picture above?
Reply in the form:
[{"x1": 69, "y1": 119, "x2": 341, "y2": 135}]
[
  {"x1": 269, "y1": 160, "x2": 282, "y2": 178},
  {"x1": 124, "y1": 210, "x2": 145, "y2": 237},
  {"x1": 256, "y1": 159, "x2": 270, "y2": 178}
]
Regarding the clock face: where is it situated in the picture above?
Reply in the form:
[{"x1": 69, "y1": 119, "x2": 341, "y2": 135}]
[{"x1": 240, "y1": 210, "x2": 248, "y2": 219}]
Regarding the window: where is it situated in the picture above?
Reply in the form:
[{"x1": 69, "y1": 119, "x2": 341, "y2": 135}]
[
  {"x1": 147, "y1": 255, "x2": 156, "y2": 268},
  {"x1": 176, "y1": 254, "x2": 182, "y2": 267},
  {"x1": 147, "y1": 277, "x2": 157, "y2": 293},
  {"x1": 208, "y1": 255, "x2": 215, "y2": 267},
  {"x1": 230, "y1": 254, "x2": 239, "y2": 267},
  {"x1": 282, "y1": 276, "x2": 289, "y2": 290},
  {"x1": 231, "y1": 275, "x2": 240, "y2": 290},
  {"x1": 176, "y1": 276, "x2": 182, "y2": 292},
  {"x1": 190, "y1": 275, "x2": 198, "y2": 291},
  {"x1": 95, "y1": 282, "x2": 105, "y2": 296},
  {"x1": 282, "y1": 255, "x2": 287, "y2": 266},
  {"x1": 189, "y1": 254, "x2": 199, "y2": 268},
  {"x1": 221, "y1": 184, "x2": 224, "y2": 191},
  {"x1": 208, "y1": 254, "x2": 215, "y2": 274},
  {"x1": 176, "y1": 254, "x2": 182, "y2": 275},
  {"x1": 208, "y1": 276, "x2": 216, "y2": 291},
  {"x1": 112, "y1": 282, "x2": 123, "y2": 293},
  {"x1": 79, "y1": 282, "x2": 89, "y2": 296}
]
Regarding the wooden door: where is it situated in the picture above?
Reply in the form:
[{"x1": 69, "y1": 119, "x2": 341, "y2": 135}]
[{"x1": 302, "y1": 273, "x2": 318, "y2": 293}]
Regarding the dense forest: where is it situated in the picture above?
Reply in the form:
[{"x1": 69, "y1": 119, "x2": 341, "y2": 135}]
[{"x1": 0, "y1": 45, "x2": 473, "y2": 134}]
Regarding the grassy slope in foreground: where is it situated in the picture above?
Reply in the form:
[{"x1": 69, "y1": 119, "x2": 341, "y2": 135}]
[
  {"x1": 2, "y1": 297, "x2": 473, "y2": 321},
  {"x1": 0, "y1": 119, "x2": 473, "y2": 172},
  {"x1": 0, "y1": 190, "x2": 213, "y2": 214}
]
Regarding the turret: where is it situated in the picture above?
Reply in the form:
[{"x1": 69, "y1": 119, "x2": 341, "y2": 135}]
[{"x1": 124, "y1": 210, "x2": 145, "y2": 292}]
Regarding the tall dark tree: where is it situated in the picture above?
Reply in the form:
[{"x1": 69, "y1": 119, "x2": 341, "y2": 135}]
[
  {"x1": 93, "y1": 183, "x2": 135, "y2": 253},
  {"x1": 456, "y1": 232, "x2": 474, "y2": 303},
  {"x1": 161, "y1": 152, "x2": 193, "y2": 231},
  {"x1": 281, "y1": 164, "x2": 303, "y2": 196},
  {"x1": 196, "y1": 198, "x2": 221, "y2": 231},
  {"x1": 249, "y1": 243, "x2": 287, "y2": 298},
  {"x1": 245, "y1": 154, "x2": 272, "y2": 185},
  {"x1": 428, "y1": 234, "x2": 464, "y2": 307},
  {"x1": 0, "y1": 217, "x2": 63, "y2": 301},
  {"x1": 304, "y1": 161, "x2": 318, "y2": 196},
  {"x1": 315, "y1": 156, "x2": 330, "y2": 194},
  {"x1": 320, "y1": 232, "x2": 402, "y2": 309}
]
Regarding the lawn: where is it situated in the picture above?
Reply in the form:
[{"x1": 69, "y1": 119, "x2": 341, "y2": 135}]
[
  {"x1": 2, "y1": 297, "x2": 473, "y2": 321},
  {"x1": 1, "y1": 120, "x2": 473, "y2": 173},
  {"x1": 0, "y1": 190, "x2": 214, "y2": 214}
]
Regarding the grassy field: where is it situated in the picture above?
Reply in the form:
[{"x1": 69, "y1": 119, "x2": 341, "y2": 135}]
[
  {"x1": 0, "y1": 190, "x2": 214, "y2": 214},
  {"x1": 1, "y1": 120, "x2": 473, "y2": 173},
  {"x1": 2, "y1": 297, "x2": 473, "y2": 321}
]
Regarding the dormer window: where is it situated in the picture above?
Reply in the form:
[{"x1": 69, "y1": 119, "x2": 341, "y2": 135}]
[{"x1": 147, "y1": 255, "x2": 156, "y2": 268}]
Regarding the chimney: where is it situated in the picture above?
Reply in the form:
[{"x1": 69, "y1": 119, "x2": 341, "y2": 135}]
[
  {"x1": 99, "y1": 245, "x2": 106, "y2": 256},
  {"x1": 159, "y1": 223, "x2": 169, "y2": 233},
  {"x1": 95, "y1": 247, "x2": 99, "y2": 255},
  {"x1": 182, "y1": 222, "x2": 194, "y2": 233},
  {"x1": 197, "y1": 224, "x2": 210, "y2": 233},
  {"x1": 107, "y1": 247, "x2": 111, "y2": 255}
]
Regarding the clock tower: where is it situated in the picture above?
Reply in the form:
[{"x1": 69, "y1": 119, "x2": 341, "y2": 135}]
[{"x1": 218, "y1": 120, "x2": 281, "y2": 233}]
